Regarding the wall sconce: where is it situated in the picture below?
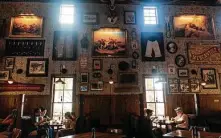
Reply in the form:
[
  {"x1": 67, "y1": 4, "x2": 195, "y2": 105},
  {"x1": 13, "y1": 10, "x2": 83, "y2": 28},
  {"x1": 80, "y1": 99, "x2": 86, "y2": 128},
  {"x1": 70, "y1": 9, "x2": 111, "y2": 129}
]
[
  {"x1": 109, "y1": 77, "x2": 114, "y2": 85},
  {"x1": 8, "y1": 71, "x2": 14, "y2": 84},
  {"x1": 108, "y1": 65, "x2": 114, "y2": 85}
]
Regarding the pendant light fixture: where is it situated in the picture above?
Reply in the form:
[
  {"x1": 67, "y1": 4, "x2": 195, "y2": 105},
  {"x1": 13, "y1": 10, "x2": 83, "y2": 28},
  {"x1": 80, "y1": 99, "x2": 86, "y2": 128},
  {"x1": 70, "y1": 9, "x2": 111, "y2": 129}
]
[{"x1": 55, "y1": 64, "x2": 66, "y2": 84}]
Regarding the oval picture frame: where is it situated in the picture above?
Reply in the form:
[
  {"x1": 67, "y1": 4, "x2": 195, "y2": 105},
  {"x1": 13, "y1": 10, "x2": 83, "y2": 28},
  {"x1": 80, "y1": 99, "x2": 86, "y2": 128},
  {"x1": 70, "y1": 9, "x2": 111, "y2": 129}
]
[
  {"x1": 175, "y1": 55, "x2": 186, "y2": 67},
  {"x1": 132, "y1": 51, "x2": 139, "y2": 59},
  {"x1": 167, "y1": 41, "x2": 178, "y2": 54}
]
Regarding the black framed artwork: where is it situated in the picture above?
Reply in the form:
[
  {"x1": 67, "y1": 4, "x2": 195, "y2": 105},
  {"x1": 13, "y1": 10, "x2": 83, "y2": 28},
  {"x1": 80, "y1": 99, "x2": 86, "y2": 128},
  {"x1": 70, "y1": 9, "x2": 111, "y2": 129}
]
[
  {"x1": 52, "y1": 31, "x2": 77, "y2": 61},
  {"x1": 166, "y1": 41, "x2": 178, "y2": 54},
  {"x1": 201, "y1": 68, "x2": 217, "y2": 89},
  {"x1": 175, "y1": 55, "x2": 186, "y2": 67},
  {"x1": 124, "y1": 11, "x2": 136, "y2": 24},
  {"x1": 82, "y1": 12, "x2": 99, "y2": 24},
  {"x1": 26, "y1": 58, "x2": 49, "y2": 77},
  {"x1": 177, "y1": 68, "x2": 189, "y2": 77},
  {"x1": 141, "y1": 32, "x2": 165, "y2": 61}
]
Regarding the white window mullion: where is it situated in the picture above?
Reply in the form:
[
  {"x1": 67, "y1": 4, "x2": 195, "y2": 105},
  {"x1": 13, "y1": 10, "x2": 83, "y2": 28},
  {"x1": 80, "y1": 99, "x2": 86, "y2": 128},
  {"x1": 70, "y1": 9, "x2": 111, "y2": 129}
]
[{"x1": 143, "y1": 6, "x2": 158, "y2": 25}]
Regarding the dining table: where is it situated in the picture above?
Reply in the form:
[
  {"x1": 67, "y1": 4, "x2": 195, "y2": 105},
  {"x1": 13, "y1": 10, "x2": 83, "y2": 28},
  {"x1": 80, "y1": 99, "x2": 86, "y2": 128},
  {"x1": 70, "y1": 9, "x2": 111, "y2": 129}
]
[
  {"x1": 163, "y1": 130, "x2": 221, "y2": 138},
  {"x1": 59, "y1": 132, "x2": 125, "y2": 138}
]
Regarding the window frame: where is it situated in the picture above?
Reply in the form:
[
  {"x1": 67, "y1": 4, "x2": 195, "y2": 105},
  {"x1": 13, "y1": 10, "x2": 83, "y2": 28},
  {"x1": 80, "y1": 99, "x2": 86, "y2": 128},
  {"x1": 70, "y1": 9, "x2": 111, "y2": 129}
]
[
  {"x1": 59, "y1": 4, "x2": 75, "y2": 25},
  {"x1": 143, "y1": 6, "x2": 159, "y2": 25}
]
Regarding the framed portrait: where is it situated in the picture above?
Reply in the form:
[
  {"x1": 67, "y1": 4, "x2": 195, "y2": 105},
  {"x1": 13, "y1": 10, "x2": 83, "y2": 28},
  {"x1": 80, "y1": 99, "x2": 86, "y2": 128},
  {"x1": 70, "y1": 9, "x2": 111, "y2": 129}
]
[
  {"x1": 9, "y1": 15, "x2": 43, "y2": 38},
  {"x1": 124, "y1": 11, "x2": 136, "y2": 24},
  {"x1": 166, "y1": 41, "x2": 178, "y2": 54},
  {"x1": 179, "y1": 79, "x2": 190, "y2": 93},
  {"x1": 0, "y1": 71, "x2": 9, "y2": 81},
  {"x1": 141, "y1": 32, "x2": 165, "y2": 61},
  {"x1": 91, "y1": 81, "x2": 103, "y2": 91},
  {"x1": 82, "y1": 12, "x2": 99, "y2": 24},
  {"x1": 201, "y1": 68, "x2": 217, "y2": 89},
  {"x1": 26, "y1": 58, "x2": 49, "y2": 77},
  {"x1": 173, "y1": 15, "x2": 215, "y2": 39},
  {"x1": 168, "y1": 64, "x2": 176, "y2": 75},
  {"x1": 177, "y1": 68, "x2": 189, "y2": 77},
  {"x1": 53, "y1": 31, "x2": 77, "y2": 61},
  {"x1": 175, "y1": 55, "x2": 186, "y2": 67},
  {"x1": 5, "y1": 57, "x2": 15, "y2": 70},
  {"x1": 190, "y1": 79, "x2": 200, "y2": 93},
  {"x1": 92, "y1": 28, "x2": 127, "y2": 57},
  {"x1": 93, "y1": 59, "x2": 102, "y2": 71},
  {"x1": 80, "y1": 73, "x2": 89, "y2": 83},
  {"x1": 80, "y1": 85, "x2": 88, "y2": 92},
  {"x1": 168, "y1": 78, "x2": 179, "y2": 93}
]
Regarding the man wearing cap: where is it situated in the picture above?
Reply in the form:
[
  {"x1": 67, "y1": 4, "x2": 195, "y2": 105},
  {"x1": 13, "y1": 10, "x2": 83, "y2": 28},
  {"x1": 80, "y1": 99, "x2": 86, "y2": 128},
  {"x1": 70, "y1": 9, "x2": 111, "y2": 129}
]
[{"x1": 172, "y1": 107, "x2": 189, "y2": 130}]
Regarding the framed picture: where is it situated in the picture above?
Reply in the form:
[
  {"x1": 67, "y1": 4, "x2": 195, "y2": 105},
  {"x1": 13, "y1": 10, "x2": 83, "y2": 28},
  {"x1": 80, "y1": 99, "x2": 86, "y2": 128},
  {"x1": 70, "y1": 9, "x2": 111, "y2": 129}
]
[
  {"x1": 201, "y1": 68, "x2": 217, "y2": 89},
  {"x1": 0, "y1": 71, "x2": 9, "y2": 81},
  {"x1": 80, "y1": 73, "x2": 89, "y2": 83},
  {"x1": 166, "y1": 41, "x2": 178, "y2": 54},
  {"x1": 175, "y1": 55, "x2": 186, "y2": 67},
  {"x1": 141, "y1": 32, "x2": 165, "y2": 61},
  {"x1": 187, "y1": 43, "x2": 221, "y2": 65},
  {"x1": 173, "y1": 15, "x2": 215, "y2": 39},
  {"x1": 91, "y1": 81, "x2": 104, "y2": 91},
  {"x1": 53, "y1": 31, "x2": 77, "y2": 61},
  {"x1": 190, "y1": 79, "x2": 200, "y2": 93},
  {"x1": 92, "y1": 28, "x2": 127, "y2": 57},
  {"x1": 168, "y1": 64, "x2": 176, "y2": 75},
  {"x1": 124, "y1": 11, "x2": 136, "y2": 24},
  {"x1": 118, "y1": 72, "x2": 138, "y2": 86},
  {"x1": 93, "y1": 59, "x2": 102, "y2": 71},
  {"x1": 179, "y1": 79, "x2": 190, "y2": 93},
  {"x1": 168, "y1": 78, "x2": 179, "y2": 93},
  {"x1": 5, "y1": 57, "x2": 15, "y2": 70},
  {"x1": 177, "y1": 68, "x2": 189, "y2": 77},
  {"x1": 26, "y1": 58, "x2": 49, "y2": 77},
  {"x1": 9, "y1": 15, "x2": 43, "y2": 38},
  {"x1": 80, "y1": 85, "x2": 88, "y2": 92},
  {"x1": 82, "y1": 12, "x2": 99, "y2": 24}
]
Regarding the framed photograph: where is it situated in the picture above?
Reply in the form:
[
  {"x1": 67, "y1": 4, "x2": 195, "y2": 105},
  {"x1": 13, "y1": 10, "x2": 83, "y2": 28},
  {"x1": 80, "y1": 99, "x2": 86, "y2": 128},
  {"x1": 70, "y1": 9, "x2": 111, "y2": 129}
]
[
  {"x1": 92, "y1": 28, "x2": 127, "y2": 57},
  {"x1": 141, "y1": 32, "x2": 165, "y2": 61},
  {"x1": 5, "y1": 57, "x2": 15, "y2": 70},
  {"x1": 80, "y1": 85, "x2": 88, "y2": 92},
  {"x1": 124, "y1": 11, "x2": 136, "y2": 24},
  {"x1": 0, "y1": 71, "x2": 9, "y2": 81},
  {"x1": 93, "y1": 59, "x2": 102, "y2": 71},
  {"x1": 9, "y1": 15, "x2": 43, "y2": 38},
  {"x1": 190, "y1": 79, "x2": 200, "y2": 93},
  {"x1": 91, "y1": 81, "x2": 104, "y2": 91},
  {"x1": 173, "y1": 15, "x2": 215, "y2": 39},
  {"x1": 26, "y1": 58, "x2": 49, "y2": 77},
  {"x1": 53, "y1": 31, "x2": 77, "y2": 61},
  {"x1": 82, "y1": 12, "x2": 99, "y2": 24},
  {"x1": 168, "y1": 64, "x2": 176, "y2": 75},
  {"x1": 166, "y1": 41, "x2": 178, "y2": 54},
  {"x1": 175, "y1": 55, "x2": 186, "y2": 67},
  {"x1": 177, "y1": 68, "x2": 189, "y2": 77},
  {"x1": 201, "y1": 68, "x2": 217, "y2": 89},
  {"x1": 80, "y1": 73, "x2": 89, "y2": 83},
  {"x1": 168, "y1": 78, "x2": 179, "y2": 93},
  {"x1": 179, "y1": 79, "x2": 190, "y2": 93},
  {"x1": 118, "y1": 72, "x2": 138, "y2": 86}
]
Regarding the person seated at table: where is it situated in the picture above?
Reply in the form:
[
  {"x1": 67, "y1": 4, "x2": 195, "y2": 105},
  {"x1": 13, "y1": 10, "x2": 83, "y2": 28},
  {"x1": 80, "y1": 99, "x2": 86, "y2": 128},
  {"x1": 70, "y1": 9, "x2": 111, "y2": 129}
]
[
  {"x1": 75, "y1": 113, "x2": 91, "y2": 134},
  {"x1": 171, "y1": 107, "x2": 189, "y2": 130},
  {"x1": 40, "y1": 107, "x2": 51, "y2": 123},
  {"x1": 0, "y1": 109, "x2": 17, "y2": 132}
]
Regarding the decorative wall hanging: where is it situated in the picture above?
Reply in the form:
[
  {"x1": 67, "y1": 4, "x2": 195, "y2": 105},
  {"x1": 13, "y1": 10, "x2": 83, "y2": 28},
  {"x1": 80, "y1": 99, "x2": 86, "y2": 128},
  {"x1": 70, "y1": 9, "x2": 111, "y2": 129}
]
[
  {"x1": 5, "y1": 39, "x2": 45, "y2": 56},
  {"x1": 118, "y1": 61, "x2": 129, "y2": 71},
  {"x1": 168, "y1": 64, "x2": 176, "y2": 75},
  {"x1": 131, "y1": 60, "x2": 137, "y2": 69},
  {"x1": 0, "y1": 82, "x2": 45, "y2": 92},
  {"x1": 118, "y1": 72, "x2": 138, "y2": 86},
  {"x1": 179, "y1": 79, "x2": 190, "y2": 92},
  {"x1": 79, "y1": 54, "x2": 88, "y2": 70},
  {"x1": 80, "y1": 85, "x2": 88, "y2": 92},
  {"x1": 5, "y1": 57, "x2": 15, "y2": 70},
  {"x1": 175, "y1": 55, "x2": 186, "y2": 67},
  {"x1": 132, "y1": 51, "x2": 139, "y2": 59},
  {"x1": 173, "y1": 15, "x2": 215, "y2": 39},
  {"x1": 190, "y1": 79, "x2": 200, "y2": 93},
  {"x1": 131, "y1": 28, "x2": 138, "y2": 50},
  {"x1": 166, "y1": 41, "x2": 178, "y2": 54},
  {"x1": 80, "y1": 33, "x2": 89, "y2": 49},
  {"x1": 92, "y1": 28, "x2": 127, "y2": 57},
  {"x1": 91, "y1": 81, "x2": 104, "y2": 91},
  {"x1": 53, "y1": 31, "x2": 77, "y2": 61},
  {"x1": 80, "y1": 73, "x2": 89, "y2": 83},
  {"x1": 9, "y1": 15, "x2": 43, "y2": 38},
  {"x1": 187, "y1": 44, "x2": 221, "y2": 64},
  {"x1": 82, "y1": 12, "x2": 99, "y2": 24},
  {"x1": 168, "y1": 78, "x2": 179, "y2": 93},
  {"x1": 141, "y1": 32, "x2": 165, "y2": 61},
  {"x1": 93, "y1": 59, "x2": 102, "y2": 71},
  {"x1": 92, "y1": 72, "x2": 102, "y2": 78},
  {"x1": 124, "y1": 11, "x2": 136, "y2": 24},
  {"x1": 201, "y1": 68, "x2": 217, "y2": 89},
  {"x1": 26, "y1": 58, "x2": 49, "y2": 77},
  {"x1": 177, "y1": 68, "x2": 189, "y2": 77},
  {"x1": 0, "y1": 71, "x2": 9, "y2": 81},
  {"x1": 106, "y1": 0, "x2": 118, "y2": 24},
  {"x1": 165, "y1": 16, "x2": 171, "y2": 38}
]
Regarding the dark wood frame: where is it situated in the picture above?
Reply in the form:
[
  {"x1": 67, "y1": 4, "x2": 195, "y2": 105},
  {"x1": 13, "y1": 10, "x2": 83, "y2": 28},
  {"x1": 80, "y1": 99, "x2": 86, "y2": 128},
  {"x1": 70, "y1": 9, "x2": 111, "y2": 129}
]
[
  {"x1": 201, "y1": 68, "x2": 217, "y2": 89},
  {"x1": 177, "y1": 68, "x2": 189, "y2": 77},
  {"x1": 124, "y1": 11, "x2": 136, "y2": 24},
  {"x1": 5, "y1": 57, "x2": 15, "y2": 70},
  {"x1": 90, "y1": 81, "x2": 104, "y2": 91},
  {"x1": 118, "y1": 72, "x2": 138, "y2": 86},
  {"x1": 92, "y1": 59, "x2": 102, "y2": 71},
  {"x1": 26, "y1": 58, "x2": 49, "y2": 77},
  {"x1": 166, "y1": 41, "x2": 178, "y2": 54},
  {"x1": 80, "y1": 73, "x2": 89, "y2": 83},
  {"x1": 0, "y1": 71, "x2": 9, "y2": 81},
  {"x1": 179, "y1": 79, "x2": 190, "y2": 93},
  {"x1": 175, "y1": 55, "x2": 186, "y2": 67},
  {"x1": 190, "y1": 78, "x2": 200, "y2": 93},
  {"x1": 82, "y1": 12, "x2": 99, "y2": 25}
]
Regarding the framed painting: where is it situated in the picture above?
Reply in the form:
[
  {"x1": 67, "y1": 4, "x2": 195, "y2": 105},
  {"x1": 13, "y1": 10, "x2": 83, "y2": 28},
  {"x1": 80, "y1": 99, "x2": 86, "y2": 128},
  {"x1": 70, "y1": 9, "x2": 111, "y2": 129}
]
[
  {"x1": 82, "y1": 12, "x2": 99, "y2": 24},
  {"x1": 118, "y1": 72, "x2": 138, "y2": 86},
  {"x1": 177, "y1": 68, "x2": 189, "y2": 77},
  {"x1": 91, "y1": 81, "x2": 104, "y2": 91},
  {"x1": 80, "y1": 85, "x2": 88, "y2": 92},
  {"x1": 166, "y1": 41, "x2": 178, "y2": 54},
  {"x1": 141, "y1": 32, "x2": 165, "y2": 61},
  {"x1": 173, "y1": 15, "x2": 215, "y2": 39},
  {"x1": 0, "y1": 71, "x2": 9, "y2": 81},
  {"x1": 92, "y1": 28, "x2": 127, "y2": 57},
  {"x1": 168, "y1": 64, "x2": 176, "y2": 75},
  {"x1": 9, "y1": 15, "x2": 43, "y2": 38},
  {"x1": 80, "y1": 73, "x2": 89, "y2": 83},
  {"x1": 190, "y1": 79, "x2": 200, "y2": 93},
  {"x1": 53, "y1": 31, "x2": 77, "y2": 61},
  {"x1": 201, "y1": 68, "x2": 217, "y2": 89},
  {"x1": 124, "y1": 11, "x2": 136, "y2": 24},
  {"x1": 175, "y1": 55, "x2": 186, "y2": 67},
  {"x1": 168, "y1": 78, "x2": 179, "y2": 93},
  {"x1": 26, "y1": 58, "x2": 49, "y2": 77},
  {"x1": 179, "y1": 79, "x2": 190, "y2": 93},
  {"x1": 187, "y1": 43, "x2": 221, "y2": 65},
  {"x1": 5, "y1": 57, "x2": 15, "y2": 70},
  {"x1": 93, "y1": 59, "x2": 102, "y2": 71}
]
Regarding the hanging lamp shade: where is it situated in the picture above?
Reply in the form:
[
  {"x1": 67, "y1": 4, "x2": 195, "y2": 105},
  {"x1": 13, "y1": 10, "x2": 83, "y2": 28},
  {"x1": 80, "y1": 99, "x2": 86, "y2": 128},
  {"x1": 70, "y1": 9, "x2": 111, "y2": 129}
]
[
  {"x1": 155, "y1": 78, "x2": 167, "y2": 84},
  {"x1": 7, "y1": 76, "x2": 14, "y2": 84},
  {"x1": 55, "y1": 78, "x2": 65, "y2": 84}
]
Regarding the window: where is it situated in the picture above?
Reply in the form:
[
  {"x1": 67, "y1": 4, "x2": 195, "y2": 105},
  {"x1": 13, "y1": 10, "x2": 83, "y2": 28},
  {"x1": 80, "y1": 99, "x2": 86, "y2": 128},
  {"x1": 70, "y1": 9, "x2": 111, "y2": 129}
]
[
  {"x1": 59, "y1": 4, "x2": 75, "y2": 24},
  {"x1": 144, "y1": 76, "x2": 165, "y2": 116},
  {"x1": 143, "y1": 6, "x2": 158, "y2": 25},
  {"x1": 52, "y1": 77, "x2": 75, "y2": 121}
]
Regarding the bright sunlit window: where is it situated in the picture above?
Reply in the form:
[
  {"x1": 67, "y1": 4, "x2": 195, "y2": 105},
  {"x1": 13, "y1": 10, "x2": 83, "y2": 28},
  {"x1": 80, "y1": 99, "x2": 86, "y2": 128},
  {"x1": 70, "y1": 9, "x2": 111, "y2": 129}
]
[
  {"x1": 143, "y1": 6, "x2": 158, "y2": 25},
  {"x1": 59, "y1": 4, "x2": 75, "y2": 24},
  {"x1": 144, "y1": 76, "x2": 165, "y2": 116}
]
